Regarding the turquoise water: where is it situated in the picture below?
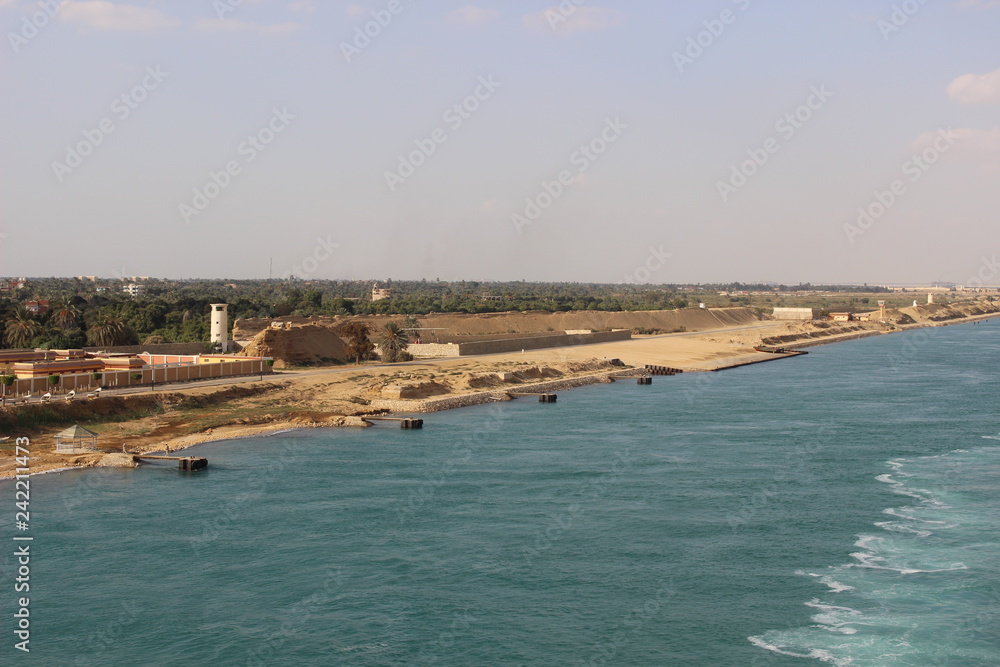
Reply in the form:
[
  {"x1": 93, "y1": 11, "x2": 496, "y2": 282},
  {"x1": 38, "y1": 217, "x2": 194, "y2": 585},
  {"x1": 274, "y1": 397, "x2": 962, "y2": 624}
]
[{"x1": 3, "y1": 322, "x2": 999, "y2": 665}]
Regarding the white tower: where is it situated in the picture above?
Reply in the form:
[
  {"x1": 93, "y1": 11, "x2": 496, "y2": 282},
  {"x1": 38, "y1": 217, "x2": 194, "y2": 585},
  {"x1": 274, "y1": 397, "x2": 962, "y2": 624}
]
[
  {"x1": 210, "y1": 303, "x2": 229, "y2": 352},
  {"x1": 927, "y1": 293, "x2": 934, "y2": 305}
]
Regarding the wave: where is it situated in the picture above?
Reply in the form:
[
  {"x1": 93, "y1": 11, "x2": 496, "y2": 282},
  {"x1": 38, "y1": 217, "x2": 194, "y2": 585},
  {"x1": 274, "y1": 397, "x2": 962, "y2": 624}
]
[
  {"x1": 750, "y1": 446, "x2": 997, "y2": 664},
  {"x1": 747, "y1": 636, "x2": 846, "y2": 665}
]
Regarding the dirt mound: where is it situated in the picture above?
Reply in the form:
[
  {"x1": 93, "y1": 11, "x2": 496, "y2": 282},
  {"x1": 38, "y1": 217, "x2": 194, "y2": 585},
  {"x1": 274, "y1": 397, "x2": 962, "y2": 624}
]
[
  {"x1": 238, "y1": 324, "x2": 348, "y2": 368},
  {"x1": 380, "y1": 381, "x2": 452, "y2": 399},
  {"x1": 0, "y1": 395, "x2": 165, "y2": 433},
  {"x1": 896, "y1": 300, "x2": 1000, "y2": 324},
  {"x1": 233, "y1": 308, "x2": 761, "y2": 341}
]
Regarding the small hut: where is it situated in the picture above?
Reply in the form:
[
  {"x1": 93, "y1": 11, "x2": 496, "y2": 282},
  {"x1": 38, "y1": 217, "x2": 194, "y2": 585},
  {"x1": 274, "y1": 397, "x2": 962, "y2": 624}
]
[{"x1": 55, "y1": 425, "x2": 99, "y2": 453}]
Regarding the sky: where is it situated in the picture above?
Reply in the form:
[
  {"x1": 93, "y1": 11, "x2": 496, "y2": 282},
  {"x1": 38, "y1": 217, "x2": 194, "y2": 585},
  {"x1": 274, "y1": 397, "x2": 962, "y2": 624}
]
[{"x1": 1, "y1": 0, "x2": 998, "y2": 285}]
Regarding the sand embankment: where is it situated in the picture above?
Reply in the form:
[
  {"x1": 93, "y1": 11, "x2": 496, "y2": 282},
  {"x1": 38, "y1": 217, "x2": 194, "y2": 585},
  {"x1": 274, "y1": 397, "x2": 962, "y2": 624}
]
[{"x1": 233, "y1": 307, "x2": 762, "y2": 339}]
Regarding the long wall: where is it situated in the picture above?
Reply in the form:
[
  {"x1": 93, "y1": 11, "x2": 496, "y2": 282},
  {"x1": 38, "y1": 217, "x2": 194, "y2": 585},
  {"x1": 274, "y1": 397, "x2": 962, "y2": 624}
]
[
  {"x1": 1, "y1": 357, "x2": 272, "y2": 398},
  {"x1": 406, "y1": 329, "x2": 631, "y2": 358}
]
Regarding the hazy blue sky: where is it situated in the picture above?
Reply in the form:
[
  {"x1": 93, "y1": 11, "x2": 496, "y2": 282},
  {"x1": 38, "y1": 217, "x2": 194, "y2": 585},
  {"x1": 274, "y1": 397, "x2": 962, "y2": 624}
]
[{"x1": 1, "y1": 0, "x2": 998, "y2": 284}]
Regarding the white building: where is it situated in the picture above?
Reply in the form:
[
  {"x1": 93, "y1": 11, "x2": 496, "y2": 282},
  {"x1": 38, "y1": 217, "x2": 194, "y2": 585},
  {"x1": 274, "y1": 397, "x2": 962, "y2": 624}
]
[
  {"x1": 123, "y1": 283, "x2": 146, "y2": 297},
  {"x1": 772, "y1": 307, "x2": 815, "y2": 320},
  {"x1": 210, "y1": 304, "x2": 230, "y2": 352}
]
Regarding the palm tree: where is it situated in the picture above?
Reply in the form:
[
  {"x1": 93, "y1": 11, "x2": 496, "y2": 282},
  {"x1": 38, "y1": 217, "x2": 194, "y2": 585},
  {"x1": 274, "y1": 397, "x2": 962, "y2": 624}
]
[
  {"x1": 49, "y1": 300, "x2": 79, "y2": 329},
  {"x1": 340, "y1": 321, "x2": 374, "y2": 365},
  {"x1": 377, "y1": 321, "x2": 410, "y2": 363},
  {"x1": 4, "y1": 307, "x2": 41, "y2": 348},
  {"x1": 86, "y1": 314, "x2": 135, "y2": 347}
]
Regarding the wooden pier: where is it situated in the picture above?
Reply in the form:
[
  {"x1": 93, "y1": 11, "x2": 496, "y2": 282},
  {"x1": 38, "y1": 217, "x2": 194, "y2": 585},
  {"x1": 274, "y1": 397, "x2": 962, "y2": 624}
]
[
  {"x1": 132, "y1": 455, "x2": 208, "y2": 471},
  {"x1": 364, "y1": 416, "x2": 424, "y2": 429}
]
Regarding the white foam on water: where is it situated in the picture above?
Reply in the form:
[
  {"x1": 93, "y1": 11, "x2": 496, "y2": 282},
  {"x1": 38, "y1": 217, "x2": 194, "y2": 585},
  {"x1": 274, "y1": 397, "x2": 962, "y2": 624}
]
[
  {"x1": 881, "y1": 507, "x2": 948, "y2": 524},
  {"x1": 752, "y1": 447, "x2": 998, "y2": 665},
  {"x1": 821, "y1": 576, "x2": 854, "y2": 593},
  {"x1": 874, "y1": 521, "x2": 932, "y2": 537},
  {"x1": 854, "y1": 535, "x2": 882, "y2": 551},
  {"x1": 747, "y1": 636, "x2": 848, "y2": 665}
]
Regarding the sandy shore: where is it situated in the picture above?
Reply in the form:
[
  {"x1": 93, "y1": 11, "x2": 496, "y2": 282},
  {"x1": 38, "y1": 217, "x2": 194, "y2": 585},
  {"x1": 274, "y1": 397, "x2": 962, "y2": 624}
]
[{"x1": 3, "y1": 307, "x2": 998, "y2": 480}]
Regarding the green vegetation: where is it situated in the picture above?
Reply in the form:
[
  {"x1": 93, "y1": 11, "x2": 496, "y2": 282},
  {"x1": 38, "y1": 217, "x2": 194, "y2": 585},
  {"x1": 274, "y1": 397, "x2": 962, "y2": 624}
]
[
  {"x1": 0, "y1": 277, "x2": 906, "y2": 351},
  {"x1": 377, "y1": 321, "x2": 411, "y2": 363}
]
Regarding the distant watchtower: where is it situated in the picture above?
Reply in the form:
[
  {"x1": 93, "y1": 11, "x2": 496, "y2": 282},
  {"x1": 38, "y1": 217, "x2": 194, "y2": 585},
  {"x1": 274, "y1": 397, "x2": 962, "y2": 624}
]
[
  {"x1": 210, "y1": 303, "x2": 230, "y2": 352},
  {"x1": 372, "y1": 282, "x2": 392, "y2": 302}
]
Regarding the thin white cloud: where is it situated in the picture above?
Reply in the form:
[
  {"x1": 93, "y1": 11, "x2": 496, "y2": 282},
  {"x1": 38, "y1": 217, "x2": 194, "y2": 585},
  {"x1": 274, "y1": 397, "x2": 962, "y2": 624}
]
[
  {"x1": 289, "y1": 0, "x2": 316, "y2": 13},
  {"x1": 947, "y1": 67, "x2": 1000, "y2": 104},
  {"x1": 194, "y1": 18, "x2": 302, "y2": 36},
  {"x1": 58, "y1": 1, "x2": 180, "y2": 32},
  {"x1": 447, "y1": 5, "x2": 499, "y2": 26},
  {"x1": 522, "y1": 6, "x2": 624, "y2": 35}
]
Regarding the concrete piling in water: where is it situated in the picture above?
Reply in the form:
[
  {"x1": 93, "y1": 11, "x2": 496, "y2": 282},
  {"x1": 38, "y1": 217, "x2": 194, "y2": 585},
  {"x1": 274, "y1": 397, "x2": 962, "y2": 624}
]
[
  {"x1": 179, "y1": 457, "x2": 208, "y2": 471},
  {"x1": 400, "y1": 418, "x2": 424, "y2": 429},
  {"x1": 538, "y1": 394, "x2": 557, "y2": 403},
  {"x1": 637, "y1": 376, "x2": 653, "y2": 385}
]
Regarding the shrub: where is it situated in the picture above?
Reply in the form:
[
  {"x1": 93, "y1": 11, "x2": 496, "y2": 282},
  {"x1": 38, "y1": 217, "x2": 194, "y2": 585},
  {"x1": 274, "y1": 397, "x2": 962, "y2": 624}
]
[
  {"x1": 130, "y1": 373, "x2": 143, "y2": 382},
  {"x1": 48, "y1": 374, "x2": 60, "y2": 386}
]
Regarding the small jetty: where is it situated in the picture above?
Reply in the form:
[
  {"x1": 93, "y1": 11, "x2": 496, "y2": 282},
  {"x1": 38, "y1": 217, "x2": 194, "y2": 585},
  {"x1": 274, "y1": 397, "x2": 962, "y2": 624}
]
[
  {"x1": 509, "y1": 392, "x2": 558, "y2": 403},
  {"x1": 132, "y1": 455, "x2": 208, "y2": 471},
  {"x1": 364, "y1": 416, "x2": 424, "y2": 429},
  {"x1": 644, "y1": 365, "x2": 684, "y2": 375}
]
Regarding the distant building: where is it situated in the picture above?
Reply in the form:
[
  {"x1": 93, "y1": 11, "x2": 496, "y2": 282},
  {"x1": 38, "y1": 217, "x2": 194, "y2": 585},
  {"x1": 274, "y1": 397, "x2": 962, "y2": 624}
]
[
  {"x1": 828, "y1": 312, "x2": 872, "y2": 322},
  {"x1": 772, "y1": 307, "x2": 815, "y2": 321},
  {"x1": 123, "y1": 283, "x2": 146, "y2": 297},
  {"x1": 25, "y1": 300, "x2": 50, "y2": 315},
  {"x1": 372, "y1": 282, "x2": 392, "y2": 301}
]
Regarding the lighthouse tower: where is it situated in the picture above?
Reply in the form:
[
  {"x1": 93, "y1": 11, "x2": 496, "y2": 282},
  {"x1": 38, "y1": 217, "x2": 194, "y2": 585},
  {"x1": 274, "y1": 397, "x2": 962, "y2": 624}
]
[{"x1": 210, "y1": 303, "x2": 230, "y2": 352}]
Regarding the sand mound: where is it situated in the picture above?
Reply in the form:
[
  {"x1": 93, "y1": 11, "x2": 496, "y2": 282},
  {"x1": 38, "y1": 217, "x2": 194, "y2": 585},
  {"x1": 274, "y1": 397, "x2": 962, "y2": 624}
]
[
  {"x1": 896, "y1": 300, "x2": 1000, "y2": 324},
  {"x1": 380, "y1": 381, "x2": 452, "y2": 399},
  {"x1": 238, "y1": 324, "x2": 348, "y2": 368},
  {"x1": 233, "y1": 308, "x2": 761, "y2": 340}
]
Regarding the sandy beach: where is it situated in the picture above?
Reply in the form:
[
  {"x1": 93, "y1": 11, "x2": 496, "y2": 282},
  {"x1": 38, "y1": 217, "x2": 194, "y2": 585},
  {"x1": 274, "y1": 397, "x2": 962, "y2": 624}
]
[{"x1": 3, "y1": 303, "x2": 998, "y2": 480}]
